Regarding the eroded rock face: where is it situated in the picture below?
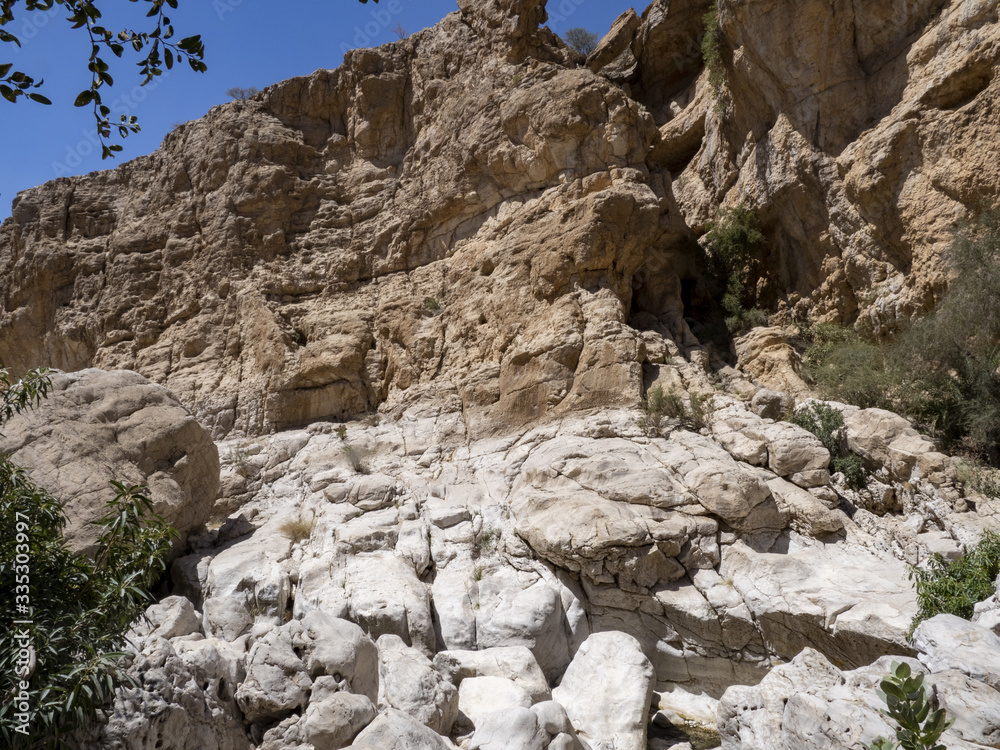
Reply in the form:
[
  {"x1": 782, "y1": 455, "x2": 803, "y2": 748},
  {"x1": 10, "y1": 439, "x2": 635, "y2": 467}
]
[
  {"x1": 0, "y1": 369, "x2": 219, "y2": 554},
  {"x1": 0, "y1": 0, "x2": 690, "y2": 440},
  {"x1": 638, "y1": 0, "x2": 1000, "y2": 331},
  {"x1": 57, "y1": 355, "x2": 995, "y2": 750},
  {"x1": 8, "y1": 0, "x2": 1000, "y2": 746}
]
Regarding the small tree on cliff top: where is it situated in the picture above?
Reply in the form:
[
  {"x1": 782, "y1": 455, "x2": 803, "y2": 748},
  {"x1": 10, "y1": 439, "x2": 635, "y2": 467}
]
[{"x1": 564, "y1": 27, "x2": 599, "y2": 57}]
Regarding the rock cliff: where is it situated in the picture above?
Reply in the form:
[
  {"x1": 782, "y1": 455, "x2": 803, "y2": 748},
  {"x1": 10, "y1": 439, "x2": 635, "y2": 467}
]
[
  {"x1": 635, "y1": 0, "x2": 1000, "y2": 332},
  {"x1": 2, "y1": 0, "x2": 1000, "y2": 748},
  {"x1": 4, "y1": 0, "x2": 998, "y2": 435}
]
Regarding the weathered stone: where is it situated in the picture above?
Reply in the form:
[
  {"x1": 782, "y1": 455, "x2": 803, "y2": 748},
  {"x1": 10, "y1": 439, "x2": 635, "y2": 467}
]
[
  {"x1": 468, "y1": 707, "x2": 548, "y2": 750},
  {"x1": 588, "y1": 9, "x2": 641, "y2": 73},
  {"x1": 75, "y1": 636, "x2": 251, "y2": 750},
  {"x1": 350, "y1": 708, "x2": 456, "y2": 750},
  {"x1": 377, "y1": 634, "x2": 459, "y2": 735},
  {"x1": 913, "y1": 615, "x2": 1000, "y2": 691},
  {"x1": 0, "y1": 369, "x2": 219, "y2": 554},
  {"x1": 433, "y1": 647, "x2": 551, "y2": 704},
  {"x1": 0, "y1": 0, "x2": 661, "y2": 440},
  {"x1": 301, "y1": 692, "x2": 377, "y2": 750},
  {"x1": 552, "y1": 631, "x2": 654, "y2": 750}
]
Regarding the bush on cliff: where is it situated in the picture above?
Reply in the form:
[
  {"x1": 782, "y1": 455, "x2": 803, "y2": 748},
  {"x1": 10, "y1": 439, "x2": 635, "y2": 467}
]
[
  {"x1": 704, "y1": 204, "x2": 769, "y2": 333},
  {"x1": 0, "y1": 368, "x2": 177, "y2": 748},
  {"x1": 908, "y1": 529, "x2": 1000, "y2": 636},
  {"x1": 790, "y1": 402, "x2": 866, "y2": 488},
  {"x1": 702, "y1": 6, "x2": 725, "y2": 101},
  {"x1": 801, "y1": 210, "x2": 1000, "y2": 463}
]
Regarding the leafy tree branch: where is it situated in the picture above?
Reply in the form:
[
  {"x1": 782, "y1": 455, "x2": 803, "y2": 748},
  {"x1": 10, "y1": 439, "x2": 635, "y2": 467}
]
[{"x1": 0, "y1": 0, "x2": 205, "y2": 158}]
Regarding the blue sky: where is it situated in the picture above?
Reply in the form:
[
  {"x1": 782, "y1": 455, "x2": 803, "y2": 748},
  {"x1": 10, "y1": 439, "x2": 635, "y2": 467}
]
[{"x1": 0, "y1": 0, "x2": 637, "y2": 221}]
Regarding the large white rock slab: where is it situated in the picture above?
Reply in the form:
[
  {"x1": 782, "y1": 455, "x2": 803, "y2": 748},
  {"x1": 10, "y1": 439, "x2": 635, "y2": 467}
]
[
  {"x1": 377, "y1": 634, "x2": 459, "y2": 735},
  {"x1": 350, "y1": 708, "x2": 457, "y2": 750},
  {"x1": 913, "y1": 614, "x2": 1000, "y2": 690},
  {"x1": 721, "y1": 541, "x2": 916, "y2": 667},
  {"x1": 552, "y1": 631, "x2": 654, "y2": 750}
]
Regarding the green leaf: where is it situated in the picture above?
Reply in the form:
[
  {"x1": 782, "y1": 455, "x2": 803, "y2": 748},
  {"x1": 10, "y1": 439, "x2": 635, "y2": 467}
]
[
  {"x1": 28, "y1": 92, "x2": 51, "y2": 104},
  {"x1": 0, "y1": 83, "x2": 16, "y2": 102},
  {"x1": 881, "y1": 680, "x2": 906, "y2": 700},
  {"x1": 74, "y1": 89, "x2": 94, "y2": 107}
]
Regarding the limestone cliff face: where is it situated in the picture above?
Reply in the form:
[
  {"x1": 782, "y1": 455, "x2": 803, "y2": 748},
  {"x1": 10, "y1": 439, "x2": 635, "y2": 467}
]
[
  {"x1": 1, "y1": 0, "x2": 998, "y2": 436},
  {"x1": 0, "y1": 0, "x2": 691, "y2": 438},
  {"x1": 638, "y1": 0, "x2": 1000, "y2": 332}
]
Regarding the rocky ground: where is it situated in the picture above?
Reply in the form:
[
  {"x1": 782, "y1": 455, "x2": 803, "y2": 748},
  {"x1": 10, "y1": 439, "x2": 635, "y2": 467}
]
[
  {"x1": 8, "y1": 358, "x2": 998, "y2": 750},
  {"x1": 2, "y1": 0, "x2": 1000, "y2": 747}
]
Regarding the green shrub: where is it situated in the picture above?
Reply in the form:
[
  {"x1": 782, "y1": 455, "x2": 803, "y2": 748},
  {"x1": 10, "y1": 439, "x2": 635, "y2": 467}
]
[
  {"x1": 896, "y1": 210, "x2": 1000, "y2": 457},
  {"x1": 638, "y1": 385, "x2": 715, "y2": 434},
  {"x1": 800, "y1": 324, "x2": 897, "y2": 411},
  {"x1": 227, "y1": 442, "x2": 252, "y2": 478},
  {"x1": 908, "y1": 529, "x2": 1000, "y2": 636},
  {"x1": 790, "y1": 402, "x2": 867, "y2": 489},
  {"x1": 956, "y1": 460, "x2": 1000, "y2": 499},
  {"x1": 867, "y1": 661, "x2": 954, "y2": 750},
  {"x1": 424, "y1": 296, "x2": 441, "y2": 312},
  {"x1": 637, "y1": 385, "x2": 687, "y2": 435},
  {"x1": 1, "y1": 368, "x2": 177, "y2": 747},
  {"x1": 701, "y1": 6, "x2": 725, "y2": 100},
  {"x1": 790, "y1": 401, "x2": 844, "y2": 455},
  {"x1": 703, "y1": 205, "x2": 768, "y2": 334},
  {"x1": 688, "y1": 391, "x2": 716, "y2": 431},
  {"x1": 832, "y1": 453, "x2": 866, "y2": 489},
  {"x1": 800, "y1": 211, "x2": 1000, "y2": 459}
]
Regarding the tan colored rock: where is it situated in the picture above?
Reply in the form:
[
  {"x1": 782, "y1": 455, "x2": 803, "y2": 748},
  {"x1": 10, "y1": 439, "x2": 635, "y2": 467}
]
[
  {"x1": 734, "y1": 328, "x2": 809, "y2": 395},
  {"x1": 645, "y1": 0, "x2": 1000, "y2": 330},
  {"x1": 588, "y1": 9, "x2": 641, "y2": 73},
  {"x1": 0, "y1": 369, "x2": 219, "y2": 554},
  {"x1": 0, "y1": 0, "x2": 663, "y2": 439}
]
